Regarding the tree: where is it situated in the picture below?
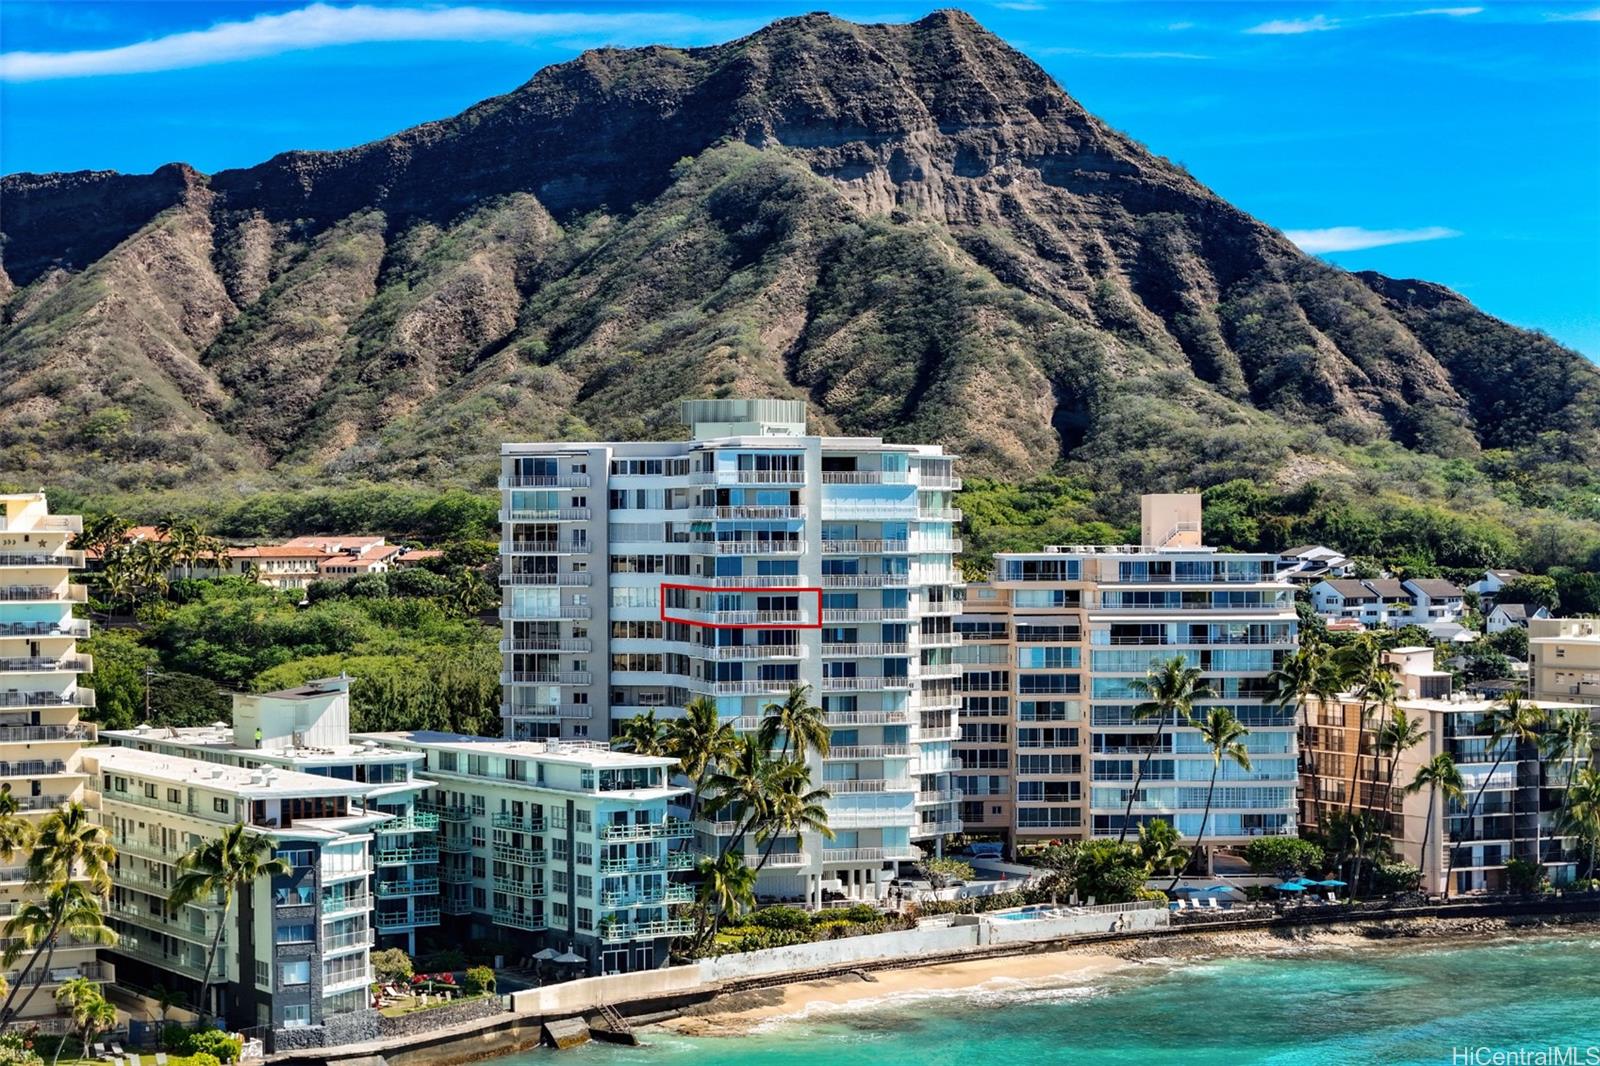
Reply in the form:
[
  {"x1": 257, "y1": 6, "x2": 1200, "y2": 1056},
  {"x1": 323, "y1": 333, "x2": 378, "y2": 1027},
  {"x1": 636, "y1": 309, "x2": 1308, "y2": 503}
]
[
  {"x1": 1503, "y1": 857, "x2": 1543, "y2": 894},
  {"x1": 1406, "y1": 753, "x2": 1465, "y2": 894},
  {"x1": 692, "y1": 850, "x2": 757, "y2": 949},
  {"x1": 26, "y1": 802, "x2": 114, "y2": 895},
  {"x1": 1268, "y1": 642, "x2": 1339, "y2": 829},
  {"x1": 1136, "y1": 819, "x2": 1189, "y2": 880},
  {"x1": 371, "y1": 948, "x2": 413, "y2": 986},
  {"x1": 0, "y1": 885, "x2": 115, "y2": 1029},
  {"x1": 0, "y1": 791, "x2": 34, "y2": 865},
  {"x1": 168, "y1": 824, "x2": 291, "y2": 1020},
  {"x1": 922, "y1": 857, "x2": 976, "y2": 890},
  {"x1": 1118, "y1": 656, "x2": 1213, "y2": 843},
  {"x1": 1444, "y1": 694, "x2": 1547, "y2": 898},
  {"x1": 613, "y1": 710, "x2": 667, "y2": 757},
  {"x1": 704, "y1": 737, "x2": 792, "y2": 859},
  {"x1": 758, "y1": 684, "x2": 828, "y2": 761},
  {"x1": 753, "y1": 766, "x2": 832, "y2": 873},
  {"x1": 1558, "y1": 767, "x2": 1600, "y2": 879},
  {"x1": 1540, "y1": 708, "x2": 1594, "y2": 836},
  {"x1": 1493, "y1": 576, "x2": 1559, "y2": 612},
  {"x1": 52, "y1": 978, "x2": 111, "y2": 1066},
  {"x1": 1242, "y1": 837, "x2": 1324, "y2": 880},
  {"x1": 665, "y1": 696, "x2": 737, "y2": 823},
  {"x1": 71, "y1": 513, "x2": 131, "y2": 564},
  {"x1": 1063, "y1": 840, "x2": 1150, "y2": 905},
  {"x1": 1376, "y1": 708, "x2": 1428, "y2": 836},
  {"x1": 1169, "y1": 708, "x2": 1251, "y2": 890}
]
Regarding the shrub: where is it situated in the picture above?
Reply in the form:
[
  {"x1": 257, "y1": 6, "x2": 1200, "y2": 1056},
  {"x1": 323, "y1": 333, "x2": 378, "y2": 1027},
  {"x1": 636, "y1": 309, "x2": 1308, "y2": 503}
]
[
  {"x1": 190, "y1": 1054, "x2": 221, "y2": 1066},
  {"x1": 373, "y1": 947, "x2": 414, "y2": 985},
  {"x1": 418, "y1": 948, "x2": 467, "y2": 972},
  {"x1": 1243, "y1": 838, "x2": 1326, "y2": 879},
  {"x1": 463, "y1": 966, "x2": 496, "y2": 995},
  {"x1": 187, "y1": 1030, "x2": 243, "y2": 1064},
  {"x1": 161, "y1": 1024, "x2": 190, "y2": 1052},
  {"x1": 1368, "y1": 860, "x2": 1422, "y2": 897},
  {"x1": 0, "y1": 1033, "x2": 43, "y2": 1066},
  {"x1": 1504, "y1": 858, "x2": 1548, "y2": 895},
  {"x1": 835, "y1": 903, "x2": 880, "y2": 924},
  {"x1": 748, "y1": 906, "x2": 812, "y2": 931}
]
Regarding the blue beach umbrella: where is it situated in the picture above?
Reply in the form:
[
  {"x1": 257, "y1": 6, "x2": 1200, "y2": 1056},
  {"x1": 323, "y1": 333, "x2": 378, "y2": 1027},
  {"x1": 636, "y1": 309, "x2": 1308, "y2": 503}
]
[
  {"x1": 1273, "y1": 882, "x2": 1306, "y2": 892},
  {"x1": 1316, "y1": 879, "x2": 1348, "y2": 888}
]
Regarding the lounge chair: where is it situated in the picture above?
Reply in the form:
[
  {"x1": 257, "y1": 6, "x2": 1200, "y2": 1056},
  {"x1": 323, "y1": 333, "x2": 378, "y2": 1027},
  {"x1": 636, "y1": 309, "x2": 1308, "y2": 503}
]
[
  {"x1": 111, "y1": 1043, "x2": 125, "y2": 1057},
  {"x1": 93, "y1": 1043, "x2": 107, "y2": 1059},
  {"x1": 128, "y1": 1054, "x2": 142, "y2": 1066},
  {"x1": 156, "y1": 1054, "x2": 169, "y2": 1066},
  {"x1": 111, "y1": 1058, "x2": 123, "y2": 1066}
]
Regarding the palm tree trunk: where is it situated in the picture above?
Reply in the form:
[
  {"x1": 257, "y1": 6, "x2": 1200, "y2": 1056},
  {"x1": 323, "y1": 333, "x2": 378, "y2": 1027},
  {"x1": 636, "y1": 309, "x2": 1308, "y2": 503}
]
[
  {"x1": 1417, "y1": 788, "x2": 1436, "y2": 893},
  {"x1": 7, "y1": 930, "x2": 61, "y2": 1026},
  {"x1": 1444, "y1": 752, "x2": 1506, "y2": 900},
  {"x1": 754, "y1": 830, "x2": 790, "y2": 875},
  {"x1": 1118, "y1": 714, "x2": 1169, "y2": 844},
  {"x1": 1170, "y1": 764, "x2": 1219, "y2": 892},
  {"x1": 1299, "y1": 696, "x2": 1321, "y2": 836},
  {"x1": 195, "y1": 889, "x2": 232, "y2": 1021}
]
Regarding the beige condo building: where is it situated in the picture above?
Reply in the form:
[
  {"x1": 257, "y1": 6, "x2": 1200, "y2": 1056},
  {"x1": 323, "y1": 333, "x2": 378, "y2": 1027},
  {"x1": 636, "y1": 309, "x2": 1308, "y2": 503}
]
[
  {"x1": 1529, "y1": 618, "x2": 1600, "y2": 708},
  {"x1": 0, "y1": 494, "x2": 110, "y2": 1025}
]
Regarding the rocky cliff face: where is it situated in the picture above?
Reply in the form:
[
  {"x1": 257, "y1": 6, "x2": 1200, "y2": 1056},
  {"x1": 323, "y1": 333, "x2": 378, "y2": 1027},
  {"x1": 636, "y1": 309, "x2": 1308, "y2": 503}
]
[{"x1": 3, "y1": 10, "x2": 1596, "y2": 496}]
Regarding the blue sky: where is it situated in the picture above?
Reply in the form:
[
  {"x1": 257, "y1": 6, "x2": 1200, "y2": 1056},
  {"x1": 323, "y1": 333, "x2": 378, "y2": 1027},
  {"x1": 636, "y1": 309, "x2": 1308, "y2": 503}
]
[{"x1": 2, "y1": 1, "x2": 1597, "y2": 358}]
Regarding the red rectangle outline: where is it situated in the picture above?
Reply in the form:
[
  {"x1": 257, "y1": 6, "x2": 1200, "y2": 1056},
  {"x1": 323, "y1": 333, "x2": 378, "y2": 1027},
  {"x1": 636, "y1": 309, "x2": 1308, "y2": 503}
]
[{"x1": 659, "y1": 582, "x2": 824, "y2": 629}]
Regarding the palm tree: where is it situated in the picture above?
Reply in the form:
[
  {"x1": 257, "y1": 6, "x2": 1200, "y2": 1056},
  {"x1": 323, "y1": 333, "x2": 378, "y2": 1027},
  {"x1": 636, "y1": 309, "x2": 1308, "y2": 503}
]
[
  {"x1": 758, "y1": 684, "x2": 828, "y2": 760},
  {"x1": 1119, "y1": 656, "x2": 1213, "y2": 844},
  {"x1": 1346, "y1": 667, "x2": 1396, "y2": 818},
  {"x1": 1376, "y1": 708, "x2": 1428, "y2": 837},
  {"x1": 1267, "y1": 642, "x2": 1338, "y2": 831},
  {"x1": 754, "y1": 768, "x2": 833, "y2": 872},
  {"x1": 0, "y1": 884, "x2": 115, "y2": 1029},
  {"x1": 70, "y1": 514, "x2": 131, "y2": 567},
  {"x1": 157, "y1": 517, "x2": 203, "y2": 579},
  {"x1": 1558, "y1": 767, "x2": 1600, "y2": 880},
  {"x1": 52, "y1": 977, "x2": 107, "y2": 1066},
  {"x1": 692, "y1": 850, "x2": 758, "y2": 949},
  {"x1": 1136, "y1": 818, "x2": 1189, "y2": 881},
  {"x1": 614, "y1": 709, "x2": 667, "y2": 756},
  {"x1": 665, "y1": 696, "x2": 738, "y2": 823},
  {"x1": 704, "y1": 737, "x2": 793, "y2": 859},
  {"x1": 168, "y1": 823, "x2": 291, "y2": 1021},
  {"x1": 1169, "y1": 708, "x2": 1251, "y2": 890},
  {"x1": 0, "y1": 789, "x2": 35, "y2": 863},
  {"x1": 1540, "y1": 707, "x2": 1594, "y2": 832},
  {"x1": 1443, "y1": 694, "x2": 1547, "y2": 899},
  {"x1": 26, "y1": 802, "x2": 115, "y2": 895},
  {"x1": 1405, "y1": 753, "x2": 1465, "y2": 894}
]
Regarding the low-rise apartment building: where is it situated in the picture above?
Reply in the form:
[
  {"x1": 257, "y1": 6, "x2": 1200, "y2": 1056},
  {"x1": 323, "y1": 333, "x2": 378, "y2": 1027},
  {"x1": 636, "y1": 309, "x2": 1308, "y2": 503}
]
[
  {"x1": 357, "y1": 732, "x2": 691, "y2": 976},
  {"x1": 0, "y1": 494, "x2": 109, "y2": 1026},
  {"x1": 1529, "y1": 618, "x2": 1600, "y2": 708},
  {"x1": 1310, "y1": 577, "x2": 1465, "y2": 632},
  {"x1": 85, "y1": 745, "x2": 382, "y2": 1039},
  {"x1": 955, "y1": 495, "x2": 1300, "y2": 860},
  {"x1": 1301, "y1": 647, "x2": 1593, "y2": 894}
]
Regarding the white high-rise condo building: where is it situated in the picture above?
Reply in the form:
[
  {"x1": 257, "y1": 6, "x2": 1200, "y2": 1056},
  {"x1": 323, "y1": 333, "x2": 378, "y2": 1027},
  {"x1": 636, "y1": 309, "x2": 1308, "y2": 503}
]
[{"x1": 499, "y1": 399, "x2": 964, "y2": 904}]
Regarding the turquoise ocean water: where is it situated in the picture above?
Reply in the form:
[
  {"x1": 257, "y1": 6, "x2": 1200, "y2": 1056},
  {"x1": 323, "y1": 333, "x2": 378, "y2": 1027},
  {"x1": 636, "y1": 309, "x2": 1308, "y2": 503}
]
[{"x1": 499, "y1": 935, "x2": 1600, "y2": 1066}]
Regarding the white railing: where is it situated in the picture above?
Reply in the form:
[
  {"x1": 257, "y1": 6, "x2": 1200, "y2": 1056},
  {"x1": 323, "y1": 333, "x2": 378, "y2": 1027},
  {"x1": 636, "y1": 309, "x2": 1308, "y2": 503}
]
[
  {"x1": 825, "y1": 745, "x2": 911, "y2": 760},
  {"x1": 820, "y1": 471, "x2": 911, "y2": 485},
  {"x1": 822, "y1": 539, "x2": 911, "y2": 554},
  {"x1": 823, "y1": 642, "x2": 909, "y2": 657},
  {"x1": 822, "y1": 574, "x2": 910, "y2": 588},
  {"x1": 499, "y1": 573, "x2": 592, "y2": 586},
  {"x1": 709, "y1": 541, "x2": 805, "y2": 555},
  {"x1": 825, "y1": 709, "x2": 913, "y2": 726},
  {"x1": 499, "y1": 474, "x2": 591, "y2": 488},
  {"x1": 828, "y1": 779, "x2": 915, "y2": 793},
  {"x1": 708, "y1": 645, "x2": 806, "y2": 660},
  {"x1": 500, "y1": 638, "x2": 592, "y2": 652},
  {"x1": 822, "y1": 676, "x2": 912, "y2": 692}
]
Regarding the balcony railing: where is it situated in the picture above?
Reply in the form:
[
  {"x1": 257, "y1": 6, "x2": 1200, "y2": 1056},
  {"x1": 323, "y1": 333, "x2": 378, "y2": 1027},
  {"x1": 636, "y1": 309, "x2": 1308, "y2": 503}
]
[
  {"x1": 499, "y1": 573, "x2": 593, "y2": 587},
  {"x1": 708, "y1": 541, "x2": 804, "y2": 555},
  {"x1": 915, "y1": 789, "x2": 964, "y2": 805},
  {"x1": 707, "y1": 506, "x2": 805, "y2": 521},
  {"x1": 501, "y1": 703, "x2": 594, "y2": 720},
  {"x1": 824, "y1": 744, "x2": 911, "y2": 760},
  {"x1": 502, "y1": 671, "x2": 594, "y2": 685},
  {"x1": 0, "y1": 551, "x2": 85, "y2": 568},
  {"x1": 374, "y1": 846, "x2": 439, "y2": 865},
  {"x1": 491, "y1": 907, "x2": 545, "y2": 932},
  {"x1": 823, "y1": 642, "x2": 908, "y2": 657},
  {"x1": 600, "y1": 885, "x2": 694, "y2": 908},
  {"x1": 499, "y1": 605, "x2": 591, "y2": 621},
  {"x1": 599, "y1": 819, "x2": 694, "y2": 842},
  {"x1": 707, "y1": 644, "x2": 806, "y2": 660},
  {"x1": 0, "y1": 689, "x2": 94, "y2": 709},
  {"x1": 0, "y1": 621, "x2": 91, "y2": 639},
  {"x1": 503, "y1": 508, "x2": 592, "y2": 521},
  {"x1": 598, "y1": 919, "x2": 696, "y2": 943},
  {"x1": 746, "y1": 851, "x2": 808, "y2": 868},
  {"x1": 492, "y1": 843, "x2": 547, "y2": 865},
  {"x1": 823, "y1": 608, "x2": 911, "y2": 623},
  {"x1": 503, "y1": 540, "x2": 592, "y2": 554},
  {"x1": 822, "y1": 676, "x2": 911, "y2": 692},
  {"x1": 416, "y1": 801, "x2": 471, "y2": 822},
  {"x1": 693, "y1": 678, "x2": 795, "y2": 696},
  {"x1": 320, "y1": 894, "x2": 372, "y2": 916},
  {"x1": 828, "y1": 778, "x2": 915, "y2": 793},
  {"x1": 500, "y1": 638, "x2": 592, "y2": 653},
  {"x1": 500, "y1": 474, "x2": 591, "y2": 488},
  {"x1": 0, "y1": 585, "x2": 87, "y2": 602},
  {"x1": 375, "y1": 878, "x2": 439, "y2": 897},
  {"x1": 917, "y1": 508, "x2": 962, "y2": 522},
  {"x1": 821, "y1": 846, "x2": 922, "y2": 864},
  {"x1": 824, "y1": 709, "x2": 913, "y2": 727},
  {"x1": 376, "y1": 813, "x2": 439, "y2": 833},
  {"x1": 492, "y1": 875, "x2": 545, "y2": 898},
  {"x1": 491, "y1": 812, "x2": 547, "y2": 832},
  {"x1": 0, "y1": 725, "x2": 92, "y2": 743},
  {"x1": 822, "y1": 574, "x2": 910, "y2": 588},
  {"x1": 820, "y1": 471, "x2": 911, "y2": 485}
]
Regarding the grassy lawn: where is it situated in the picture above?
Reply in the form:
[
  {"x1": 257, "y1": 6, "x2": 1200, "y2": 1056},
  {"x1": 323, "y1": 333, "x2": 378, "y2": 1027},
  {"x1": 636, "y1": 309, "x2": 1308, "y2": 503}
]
[
  {"x1": 377, "y1": 992, "x2": 488, "y2": 1019},
  {"x1": 56, "y1": 1057, "x2": 219, "y2": 1066}
]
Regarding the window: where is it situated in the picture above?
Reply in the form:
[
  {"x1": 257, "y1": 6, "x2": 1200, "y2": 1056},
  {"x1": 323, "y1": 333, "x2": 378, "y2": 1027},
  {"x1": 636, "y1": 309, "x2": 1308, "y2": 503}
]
[
  {"x1": 282, "y1": 1005, "x2": 311, "y2": 1028},
  {"x1": 576, "y1": 842, "x2": 592, "y2": 866},
  {"x1": 143, "y1": 783, "x2": 158, "y2": 799},
  {"x1": 575, "y1": 809, "x2": 592, "y2": 833},
  {"x1": 577, "y1": 907, "x2": 593, "y2": 931},
  {"x1": 280, "y1": 961, "x2": 311, "y2": 987},
  {"x1": 213, "y1": 798, "x2": 230, "y2": 814},
  {"x1": 278, "y1": 923, "x2": 314, "y2": 943},
  {"x1": 167, "y1": 788, "x2": 181, "y2": 804}
]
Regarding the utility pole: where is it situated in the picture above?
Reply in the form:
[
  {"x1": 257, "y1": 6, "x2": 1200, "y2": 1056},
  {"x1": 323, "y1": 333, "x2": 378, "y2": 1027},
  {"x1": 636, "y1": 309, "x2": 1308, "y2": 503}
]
[{"x1": 144, "y1": 665, "x2": 155, "y2": 721}]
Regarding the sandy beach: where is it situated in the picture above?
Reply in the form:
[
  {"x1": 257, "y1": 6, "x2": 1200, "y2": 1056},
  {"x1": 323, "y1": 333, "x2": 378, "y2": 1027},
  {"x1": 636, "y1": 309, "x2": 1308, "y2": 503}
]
[
  {"x1": 660, "y1": 949, "x2": 1128, "y2": 1035},
  {"x1": 656, "y1": 911, "x2": 1600, "y2": 1037}
]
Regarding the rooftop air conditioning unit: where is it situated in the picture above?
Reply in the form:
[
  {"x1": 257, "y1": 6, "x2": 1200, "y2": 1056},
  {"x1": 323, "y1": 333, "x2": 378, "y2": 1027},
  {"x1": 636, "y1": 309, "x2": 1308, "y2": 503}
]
[{"x1": 292, "y1": 731, "x2": 306, "y2": 748}]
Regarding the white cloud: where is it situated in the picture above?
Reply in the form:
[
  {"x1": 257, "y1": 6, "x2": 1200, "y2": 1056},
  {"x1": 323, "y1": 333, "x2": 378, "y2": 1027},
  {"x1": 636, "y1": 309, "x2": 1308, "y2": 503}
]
[
  {"x1": 0, "y1": 3, "x2": 748, "y2": 81},
  {"x1": 1285, "y1": 226, "x2": 1462, "y2": 254},
  {"x1": 1397, "y1": 6, "x2": 1485, "y2": 15},
  {"x1": 993, "y1": 1, "x2": 1047, "y2": 10},
  {"x1": 1246, "y1": 14, "x2": 1340, "y2": 34},
  {"x1": 1546, "y1": 6, "x2": 1600, "y2": 19}
]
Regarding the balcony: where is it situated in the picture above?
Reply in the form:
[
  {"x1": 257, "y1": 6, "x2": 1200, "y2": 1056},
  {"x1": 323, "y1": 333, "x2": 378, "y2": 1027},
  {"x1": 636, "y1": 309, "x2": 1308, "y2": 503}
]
[
  {"x1": 493, "y1": 875, "x2": 545, "y2": 898},
  {"x1": 375, "y1": 878, "x2": 439, "y2": 897},
  {"x1": 822, "y1": 574, "x2": 910, "y2": 588},
  {"x1": 0, "y1": 585, "x2": 87, "y2": 603},
  {"x1": 824, "y1": 709, "x2": 913, "y2": 727},
  {"x1": 694, "y1": 678, "x2": 796, "y2": 696},
  {"x1": 598, "y1": 919, "x2": 696, "y2": 943},
  {"x1": 0, "y1": 689, "x2": 94, "y2": 709},
  {"x1": 825, "y1": 744, "x2": 911, "y2": 760},
  {"x1": 501, "y1": 671, "x2": 594, "y2": 686},
  {"x1": 917, "y1": 508, "x2": 962, "y2": 522},
  {"x1": 708, "y1": 541, "x2": 804, "y2": 555},
  {"x1": 696, "y1": 470, "x2": 806, "y2": 486},
  {"x1": 320, "y1": 894, "x2": 372, "y2": 916},
  {"x1": 828, "y1": 778, "x2": 916, "y2": 793},
  {"x1": 492, "y1": 842, "x2": 547, "y2": 865},
  {"x1": 500, "y1": 703, "x2": 594, "y2": 720},
  {"x1": 113, "y1": 934, "x2": 209, "y2": 980},
  {"x1": 708, "y1": 506, "x2": 805, "y2": 521},
  {"x1": 417, "y1": 801, "x2": 471, "y2": 822},
  {"x1": 374, "y1": 846, "x2": 438, "y2": 866},
  {"x1": 439, "y1": 867, "x2": 474, "y2": 885},
  {"x1": 376, "y1": 902, "x2": 441, "y2": 928},
  {"x1": 438, "y1": 835, "x2": 473, "y2": 854},
  {"x1": 915, "y1": 789, "x2": 964, "y2": 805},
  {"x1": 599, "y1": 819, "x2": 694, "y2": 842},
  {"x1": 706, "y1": 644, "x2": 806, "y2": 661},
  {"x1": 822, "y1": 608, "x2": 911, "y2": 623},
  {"x1": 491, "y1": 907, "x2": 545, "y2": 932},
  {"x1": 600, "y1": 884, "x2": 695, "y2": 908},
  {"x1": 820, "y1": 471, "x2": 911, "y2": 485},
  {"x1": 0, "y1": 551, "x2": 85, "y2": 568},
  {"x1": 491, "y1": 812, "x2": 547, "y2": 833},
  {"x1": 918, "y1": 662, "x2": 961, "y2": 679},
  {"x1": 822, "y1": 539, "x2": 911, "y2": 555},
  {"x1": 323, "y1": 966, "x2": 376, "y2": 992},
  {"x1": 822, "y1": 676, "x2": 911, "y2": 693},
  {"x1": 918, "y1": 631, "x2": 961, "y2": 647},
  {"x1": 823, "y1": 642, "x2": 908, "y2": 657},
  {"x1": 920, "y1": 601, "x2": 961, "y2": 616},
  {"x1": 503, "y1": 507, "x2": 592, "y2": 522},
  {"x1": 917, "y1": 475, "x2": 963, "y2": 490},
  {"x1": 0, "y1": 759, "x2": 68, "y2": 778},
  {"x1": 500, "y1": 638, "x2": 592, "y2": 653},
  {"x1": 917, "y1": 726, "x2": 961, "y2": 743},
  {"x1": 503, "y1": 540, "x2": 592, "y2": 555},
  {"x1": 746, "y1": 850, "x2": 808, "y2": 868},
  {"x1": 498, "y1": 605, "x2": 591, "y2": 621},
  {"x1": 499, "y1": 474, "x2": 591, "y2": 488},
  {"x1": 912, "y1": 820, "x2": 962, "y2": 838},
  {"x1": 821, "y1": 846, "x2": 922, "y2": 864},
  {"x1": 499, "y1": 573, "x2": 593, "y2": 587},
  {"x1": 708, "y1": 574, "x2": 812, "y2": 589},
  {"x1": 376, "y1": 813, "x2": 439, "y2": 833},
  {"x1": 0, "y1": 724, "x2": 92, "y2": 743},
  {"x1": 0, "y1": 620, "x2": 91, "y2": 639}
]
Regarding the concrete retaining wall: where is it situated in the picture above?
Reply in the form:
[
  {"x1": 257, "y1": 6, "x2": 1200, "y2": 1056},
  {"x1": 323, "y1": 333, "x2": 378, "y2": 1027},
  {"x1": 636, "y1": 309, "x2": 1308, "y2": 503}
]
[
  {"x1": 978, "y1": 905, "x2": 1167, "y2": 946},
  {"x1": 698, "y1": 924, "x2": 979, "y2": 981}
]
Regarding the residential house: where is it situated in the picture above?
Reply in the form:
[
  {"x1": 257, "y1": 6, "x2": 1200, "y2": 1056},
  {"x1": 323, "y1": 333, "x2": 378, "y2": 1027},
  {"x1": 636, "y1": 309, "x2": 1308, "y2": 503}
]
[
  {"x1": 1487, "y1": 603, "x2": 1551, "y2": 635},
  {"x1": 1466, "y1": 569, "x2": 1525, "y2": 604},
  {"x1": 1278, "y1": 545, "x2": 1350, "y2": 584}
]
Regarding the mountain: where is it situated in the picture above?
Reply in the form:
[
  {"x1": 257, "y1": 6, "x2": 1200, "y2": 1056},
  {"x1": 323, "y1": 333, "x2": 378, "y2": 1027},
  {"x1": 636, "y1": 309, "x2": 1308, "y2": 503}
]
[{"x1": 3, "y1": 10, "x2": 1597, "y2": 508}]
